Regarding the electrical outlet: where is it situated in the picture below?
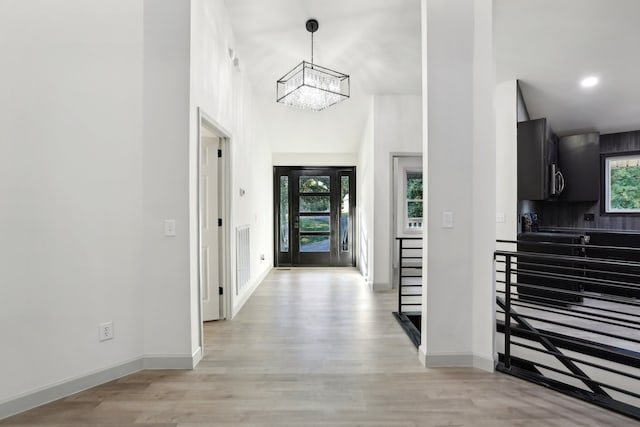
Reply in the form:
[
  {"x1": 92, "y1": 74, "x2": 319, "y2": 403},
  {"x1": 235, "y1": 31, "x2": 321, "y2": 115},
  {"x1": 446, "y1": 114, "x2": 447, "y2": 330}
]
[
  {"x1": 99, "y1": 321, "x2": 114, "y2": 342},
  {"x1": 260, "y1": 254, "x2": 265, "y2": 261}
]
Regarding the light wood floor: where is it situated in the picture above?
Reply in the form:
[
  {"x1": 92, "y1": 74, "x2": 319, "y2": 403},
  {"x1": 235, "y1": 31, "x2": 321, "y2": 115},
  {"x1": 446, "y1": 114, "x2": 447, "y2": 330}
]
[{"x1": 1, "y1": 268, "x2": 636, "y2": 426}]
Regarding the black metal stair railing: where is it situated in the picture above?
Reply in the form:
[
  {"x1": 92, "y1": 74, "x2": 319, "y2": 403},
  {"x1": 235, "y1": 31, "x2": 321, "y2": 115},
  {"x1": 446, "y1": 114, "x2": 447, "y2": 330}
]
[
  {"x1": 397, "y1": 237, "x2": 423, "y2": 314},
  {"x1": 495, "y1": 239, "x2": 640, "y2": 421},
  {"x1": 392, "y1": 237, "x2": 423, "y2": 347}
]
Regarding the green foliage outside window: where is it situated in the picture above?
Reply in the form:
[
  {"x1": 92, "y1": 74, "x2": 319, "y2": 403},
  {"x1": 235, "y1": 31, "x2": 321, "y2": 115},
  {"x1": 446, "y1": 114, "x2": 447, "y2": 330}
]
[
  {"x1": 300, "y1": 216, "x2": 330, "y2": 232},
  {"x1": 300, "y1": 176, "x2": 330, "y2": 193},
  {"x1": 408, "y1": 201, "x2": 423, "y2": 218},
  {"x1": 610, "y1": 165, "x2": 640, "y2": 210},
  {"x1": 407, "y1": 174, "x2": 423, "y2": 218}
]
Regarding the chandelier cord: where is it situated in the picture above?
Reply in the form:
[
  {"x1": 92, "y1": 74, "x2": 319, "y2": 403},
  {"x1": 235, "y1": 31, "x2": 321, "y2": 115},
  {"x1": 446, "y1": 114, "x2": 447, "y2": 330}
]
[{"x1": 311, "y1": 31, "x2": 314, "y2": 67}]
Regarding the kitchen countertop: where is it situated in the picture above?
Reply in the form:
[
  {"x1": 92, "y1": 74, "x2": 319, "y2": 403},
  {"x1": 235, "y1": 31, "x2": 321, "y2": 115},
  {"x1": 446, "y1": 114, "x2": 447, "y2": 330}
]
[
  {"x1": 538, "y1": 227, "x2": 640, "y2": 236},
  {"x1": 519, "y1": 231, "x2": 584, "y2": 239}
]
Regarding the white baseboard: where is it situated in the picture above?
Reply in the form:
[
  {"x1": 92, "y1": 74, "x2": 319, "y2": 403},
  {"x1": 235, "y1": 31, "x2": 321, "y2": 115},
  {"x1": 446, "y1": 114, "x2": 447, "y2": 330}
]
[
  {"x1": 0, "y1": 358, "x2": 142, "y2": 421},
  {"x1": 418, "y1": 345, "x2": 427, "y2": 366},
  {"x1": 365, "y1": 278, "x2": 374, "y2": 290},
  {"x1": 232, "y1": 266, "x2": 271, "y2": 318},
  {"x1": 372, "y1": 281, "x2": 392, "y2": 291},
  {"x1": 191, "y1": 346, "x2": 203, "y2": 368},
  {"x1": 473, "y1": 354, "x2": 496, "y2": 372},
  {"x1": 417, "y1": 349, "x2": 496, "y2": 372},
  {"x1": 142, "y1": 353, "x2": 196, "y2": 369},
  {"x1": 424, "y1": 352, "x2": 475, "y2": 367},
  {"x1": 0, "y1": 352, "x2": 201, "y2": 421}
]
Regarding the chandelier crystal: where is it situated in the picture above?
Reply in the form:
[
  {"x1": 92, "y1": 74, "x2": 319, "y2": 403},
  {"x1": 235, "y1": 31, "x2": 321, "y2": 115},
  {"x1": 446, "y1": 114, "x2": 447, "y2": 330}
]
[{"x1": 276, "y1": 20, "x2": 350, "y2": 111}]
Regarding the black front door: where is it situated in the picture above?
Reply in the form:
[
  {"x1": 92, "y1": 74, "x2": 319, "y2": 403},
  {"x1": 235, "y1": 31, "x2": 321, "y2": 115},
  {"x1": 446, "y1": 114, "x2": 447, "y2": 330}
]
[{"x1": 274, "y1": 166, "x2": 355, "y2": 267}]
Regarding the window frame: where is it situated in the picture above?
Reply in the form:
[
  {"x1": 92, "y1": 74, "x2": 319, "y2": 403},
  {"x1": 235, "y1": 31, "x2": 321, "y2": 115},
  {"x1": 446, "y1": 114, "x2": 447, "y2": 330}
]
[{"x1": 601, "y1": 150, "x2": 640, "y2": 216}]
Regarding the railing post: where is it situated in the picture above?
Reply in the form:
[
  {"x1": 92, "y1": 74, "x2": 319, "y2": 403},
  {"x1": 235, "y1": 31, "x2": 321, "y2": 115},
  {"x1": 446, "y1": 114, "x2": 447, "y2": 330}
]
[
  {"x1": 398, "y1": 238, "x2": 403, "y2": 314},
  {"x1": 504, "y1": 253, "x2": 512, "y2": 370}
]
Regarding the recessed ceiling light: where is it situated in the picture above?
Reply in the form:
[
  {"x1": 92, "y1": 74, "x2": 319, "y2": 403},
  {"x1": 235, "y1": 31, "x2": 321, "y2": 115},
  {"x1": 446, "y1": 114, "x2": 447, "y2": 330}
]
[{"x1": 580, "y1": 76, "x2": 599, "y2": 88}]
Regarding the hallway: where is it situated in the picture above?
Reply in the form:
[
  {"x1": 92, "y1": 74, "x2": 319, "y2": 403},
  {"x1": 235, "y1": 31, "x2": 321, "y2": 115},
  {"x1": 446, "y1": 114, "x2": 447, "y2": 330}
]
[{"x1": 1, "y1": 269, "x2": 634, "y2": 426}]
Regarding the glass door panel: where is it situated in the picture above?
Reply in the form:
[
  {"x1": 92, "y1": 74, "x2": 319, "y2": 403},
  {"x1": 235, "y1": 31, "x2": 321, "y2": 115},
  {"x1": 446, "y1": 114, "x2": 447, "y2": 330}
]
[
  {"x1": 299, "y1": 196, "x2": 330, "y2": 212},
  {"x1": 279, "y1": 176, "x2": 289, "y2": 253},
  {"x1": 299, "y1": 176, "x2": 330, "y2": 193},
  {"x1": 295, "y1": 170, "x2": 331, "y2": 265},
  {"x1": 340, "y1": 176, "x2": 350, "y2": 252},
  {"x1": 300, "y1": 216, "x2": 330, "y2": 232}
]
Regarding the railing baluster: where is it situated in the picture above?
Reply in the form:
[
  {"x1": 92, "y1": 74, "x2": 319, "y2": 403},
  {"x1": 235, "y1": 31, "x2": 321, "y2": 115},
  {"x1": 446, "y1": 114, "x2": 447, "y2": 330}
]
[
  {"x1": 398, "y1": 238, "x2": 403, "y2": 314},
  {"x1": 504, "y1": 253, "x2": 511, "y2": 370}
]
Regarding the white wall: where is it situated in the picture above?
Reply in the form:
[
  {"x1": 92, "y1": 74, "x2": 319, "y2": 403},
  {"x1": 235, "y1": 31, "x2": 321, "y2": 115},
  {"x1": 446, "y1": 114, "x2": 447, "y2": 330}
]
[
  {"x1": 496, "y1": 80, "x2": 518, "y2": 241},
  {"x1": 420, "y1": 0, "x2": 495, "y2": 370},
  {"x1": 142, "y1": 0, "x2": 193, "y2": 361},
  {"x1": 0, "y1": 0, "x2": 144, "y2": 403},
  {"x1": 355, "y1": 95, "x2": 422, "y2": 290},
  {"x1": 258, "y1": 96, "x2": 370, "y2": 155},
  {"x1": 273, "y1": 153, "x2": 357, "y2": 166},
  {"x1": 372, "y1": 95, "x2": 423, "y2": 290},
  {"x1": 189, "y1": 0, "x2": 273, "y2": 334},
  {"x1": 357, "y1": 101, "x2": 375, "y2": 284},
  {"x1": 470, "y1": 0, "x2": 496, "y2": 369},
  {"x1": 0, "y1": 0, "x2": 274, "y2": 415}
]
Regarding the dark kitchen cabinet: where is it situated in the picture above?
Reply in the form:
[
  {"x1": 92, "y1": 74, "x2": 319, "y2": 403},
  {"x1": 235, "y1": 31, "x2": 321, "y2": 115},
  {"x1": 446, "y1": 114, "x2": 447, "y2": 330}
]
[
  {"x1": 583, "y1": 232, "x2": 640, "y2": 298},
  {"x1": 517, "y1": 232, "x2": 584, "y2": 305},
  {"x1": 558, "y1": 133, "x2": 600, "y2": 202},
  {"x1": 518, "y1": 118, "x2": 558, "y2": 200}
]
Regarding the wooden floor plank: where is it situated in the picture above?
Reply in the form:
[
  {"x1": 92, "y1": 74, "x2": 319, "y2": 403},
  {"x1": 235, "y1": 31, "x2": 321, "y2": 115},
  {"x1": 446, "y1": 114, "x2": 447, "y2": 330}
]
[{"x1": 1, "y1": 268, "x2": 636, "y2": 426}]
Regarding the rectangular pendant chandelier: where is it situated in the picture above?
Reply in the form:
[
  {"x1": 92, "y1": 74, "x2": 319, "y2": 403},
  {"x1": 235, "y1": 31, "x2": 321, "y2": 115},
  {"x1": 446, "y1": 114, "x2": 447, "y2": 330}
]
[
  {"x1": 276, "y1": 19, "x2": 350, "y2": 112},
  {"x1": 277, "y1": 61, "x2": 350, "y2": 111}
]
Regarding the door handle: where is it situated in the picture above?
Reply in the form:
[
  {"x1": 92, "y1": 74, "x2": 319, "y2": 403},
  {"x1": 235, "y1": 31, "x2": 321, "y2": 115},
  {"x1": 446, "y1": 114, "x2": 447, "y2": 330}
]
[{"x1": 556, "y1": 171, "x2": 565, "y2": 194}]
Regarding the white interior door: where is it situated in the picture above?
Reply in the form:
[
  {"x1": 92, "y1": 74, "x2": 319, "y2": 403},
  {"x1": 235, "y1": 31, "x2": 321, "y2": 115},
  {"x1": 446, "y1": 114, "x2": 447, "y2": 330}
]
[{"x1": 200, "y1": 135, "x2": 220, "y2": 321}]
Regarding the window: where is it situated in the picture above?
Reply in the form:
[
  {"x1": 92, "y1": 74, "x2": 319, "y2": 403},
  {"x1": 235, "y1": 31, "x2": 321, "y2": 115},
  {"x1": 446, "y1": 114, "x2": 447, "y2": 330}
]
[
  {"x1": 405, "y1": 171, "x2": 423, "y2": 230},
  {"x1": 604, "y1": 153, "x2": 640, "y2": 213},
  {"x1": 394, "y1": 156, "x2": 423, "y2": 236}
]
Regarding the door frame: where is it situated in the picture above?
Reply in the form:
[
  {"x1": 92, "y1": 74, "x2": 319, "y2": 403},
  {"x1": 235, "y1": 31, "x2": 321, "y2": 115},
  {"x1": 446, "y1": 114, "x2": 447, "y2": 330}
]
[
  {"x1": 392, "y1": 154, "x2": 423, "y2": 287},
  {"x1": 196, "y1": 108, "x2": 231, "y2": 349},
  {"x1": 273, "y1": 166, "x2": 356, "y2": 267}
]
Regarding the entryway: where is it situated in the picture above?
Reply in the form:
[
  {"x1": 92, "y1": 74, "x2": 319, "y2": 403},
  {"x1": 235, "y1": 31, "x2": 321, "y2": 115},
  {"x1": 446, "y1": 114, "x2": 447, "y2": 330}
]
[
  {"x1": 274, "y1": 167, "x2": 355, "y2": 267},
  {"x1": 198, "y1": 109, "x2": 230, "y2": 323}
]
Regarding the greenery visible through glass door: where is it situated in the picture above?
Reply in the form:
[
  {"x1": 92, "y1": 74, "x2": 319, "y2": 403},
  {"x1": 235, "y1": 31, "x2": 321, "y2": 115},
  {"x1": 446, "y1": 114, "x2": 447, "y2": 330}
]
[
  {"x1": 279, "y1": 176, "x2": 289, "y2": 252},
  {"x1": 341, "y1": 176, "x2": 349, "y2": 251}
]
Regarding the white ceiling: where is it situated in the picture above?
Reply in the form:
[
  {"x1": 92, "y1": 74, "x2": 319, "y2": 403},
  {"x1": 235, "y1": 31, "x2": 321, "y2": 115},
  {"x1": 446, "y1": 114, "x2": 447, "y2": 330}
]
[
  {"x1": 224, "y1": 0, "x2": 422, "y2": 153},
  {"x1": 495, "y1": 0, "x2": 640, "y2": 136},
  {"x1": 224, "y1": 0, "x2": 640, "y2": 151}
]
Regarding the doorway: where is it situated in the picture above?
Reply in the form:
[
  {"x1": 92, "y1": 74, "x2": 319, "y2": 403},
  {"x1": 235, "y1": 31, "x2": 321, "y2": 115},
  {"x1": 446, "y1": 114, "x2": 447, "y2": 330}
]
[
  {"x1": 392, "y1": 155, "x2": 423, "y2": 286},
  {"x1": 274, "y1": 166, "x2": 355, "y2": 267},
  {"x1": 198, "y1": 110, "x2": 229, "y2": 323}
]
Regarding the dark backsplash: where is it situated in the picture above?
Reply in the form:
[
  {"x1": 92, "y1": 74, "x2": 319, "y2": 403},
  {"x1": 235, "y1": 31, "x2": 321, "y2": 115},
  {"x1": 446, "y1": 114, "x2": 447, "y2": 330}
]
[{"x1": 519, "y1": 130, "x2": 640, "y2": 232}]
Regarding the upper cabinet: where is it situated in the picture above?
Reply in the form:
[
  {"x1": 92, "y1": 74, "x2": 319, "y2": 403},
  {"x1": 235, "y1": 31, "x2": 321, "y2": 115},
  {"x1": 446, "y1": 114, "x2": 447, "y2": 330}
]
[
  {"x1": 517, "y1": 118, "x2": 557, "y2": 200},
  {"x1": 558, "y1": 133, "x2": 600, "y2": 202},
  {"x1": 518, "y1": 118, "x2": 600, "y2": 202}
]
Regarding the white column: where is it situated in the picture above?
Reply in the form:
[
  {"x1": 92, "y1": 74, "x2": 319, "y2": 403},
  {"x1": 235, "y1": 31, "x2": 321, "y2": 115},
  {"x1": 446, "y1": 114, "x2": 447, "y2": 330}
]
[{"x1": 420, "y1": 0, "x2": 495, "y2": 370}]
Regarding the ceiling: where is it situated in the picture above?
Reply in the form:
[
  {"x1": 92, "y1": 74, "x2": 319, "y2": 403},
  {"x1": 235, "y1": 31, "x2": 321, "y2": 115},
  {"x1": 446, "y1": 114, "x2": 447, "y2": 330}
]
[
  {"x1": 495, "y1": 0, "x2": 640, "y2": 136},
  {"x1": 224, "y1": 0, "x2": 422, "y2": 153},
  {"x1": 224, "y1": 0, "x2": 640, "y2": 151}
]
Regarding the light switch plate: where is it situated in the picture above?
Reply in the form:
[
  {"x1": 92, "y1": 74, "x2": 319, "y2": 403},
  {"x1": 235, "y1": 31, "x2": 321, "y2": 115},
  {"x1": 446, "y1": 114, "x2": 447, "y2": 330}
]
[
  {"x1": 496, "y1": 212, "x2": 505, "y2": 223},
  {"x1": 442, "y1": 211, "x2": 454, "y2": 228},
  {"x1": 164, "y1": 219, "x2": 176, "y2": 236}
]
